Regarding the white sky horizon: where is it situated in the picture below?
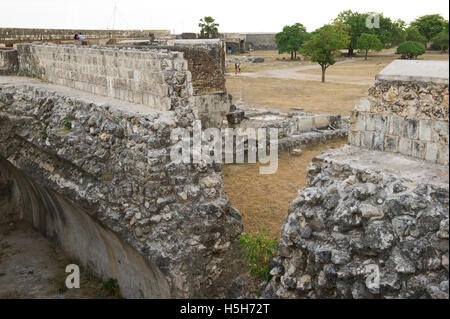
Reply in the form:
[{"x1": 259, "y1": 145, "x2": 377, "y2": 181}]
[{"x1": 0, "y1": 0, "x2": 448, "y2": 34}]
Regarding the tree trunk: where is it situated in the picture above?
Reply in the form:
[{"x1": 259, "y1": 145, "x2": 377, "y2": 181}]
[
  {"x1": 291, "y1": 51, "x2": 294, "y2": 60},
  {"x1": 294, "y1": 51, "x2": 297, "y2": 60},
  {"x1": 321, "y1": 65, "x2": 326, "y2": 83},
  {"x1": 347, "y1": 46, "x2": 354, "y2": 57},
  {"x1": 365, "y1": 50, "x2": 368, "y2": 60}
]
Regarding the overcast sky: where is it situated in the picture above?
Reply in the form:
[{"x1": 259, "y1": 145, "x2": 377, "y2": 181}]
[{"x1": 0, "y1": 0, "x2": 448, "y2": 33}]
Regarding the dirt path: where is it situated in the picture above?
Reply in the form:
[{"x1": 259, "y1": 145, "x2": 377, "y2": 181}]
[{"x1": 229, "y1": 58, "x2": 375, "y2": 86}]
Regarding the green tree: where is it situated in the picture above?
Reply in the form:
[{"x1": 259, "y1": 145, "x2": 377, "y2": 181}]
[
  {"x1": 390, "y1": 19, "x2": 407, "y2": 45},
  {"x1": 356, "y1": 33, "x2": 384, "y2": 60},
  {"x1": 334, "y1": 10, "x2": 368, "y2": 56},
  {"x1": 275, "y1": 23, "x2": 310, "y2": 60},
  {"x1": 396, "y1": 41, "x2": 426, "y2": 59},
  {"x1": 334, "y1": 10, "x2": 404, "y2": 54},
  {"x1": 411, "y1": 14, "x2": 447, "y2": 42},
  {"x1": 432, "y1": 31, "x2": 449, "y2": 53},
  {"x1": 198, "y1": 16, "x2": 219, "y2": 39},
  {"x1": 406, "y1": 26, "x2": 427, "y2": 45},
  {"x1": 301, "y1": 25, "x2": 350, "y2": 83}
]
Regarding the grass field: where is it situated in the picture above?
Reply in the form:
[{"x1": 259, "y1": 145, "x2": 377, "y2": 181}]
[
  {"x1": 225, "y1": 50, "x2": 449, "y2": 115},
  {"x1": 223, "y1": 139, "x2": 348, "y2": 237},
  {"x1": 226, "y1": 76, "x2": 368, "y2": 116}
]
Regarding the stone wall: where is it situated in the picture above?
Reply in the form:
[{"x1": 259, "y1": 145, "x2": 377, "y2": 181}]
[
  {"x1": 221, "y1": 33, "x2": 277, "y2": 51},
  {"x1": 261, "y1": 60, "x2": 449, "y2": 300},
  {"x1": 15, "y1": 43, "x2": 230, "y2": 128},
  {"x1": 16, "y1": 44, "x2": 191, "y2": 111},
  {"x1": 245, "y1": 33, "x2": 277, "y2": 51},
  {"x1": 152, "y1": 39, "x2": 226, "y2": 74},
  {"x1": 0, "y1": 28, "x2": 164, "y2": 45},
  {"x1": 349, "y1": 60, "x2": 449, "y2": 165},
  {"x1": 0, "y1": 78, "x2": 243, "y2": 298},
  {"x1": 262, "y1": 146, "x2": 449, "y2": 299},
  {"x1": 144, "y1": 44, "x2": 226, "y2": 94},
  {"x1": 0, "y1": 48, "x2": 18, "y2": 75}
]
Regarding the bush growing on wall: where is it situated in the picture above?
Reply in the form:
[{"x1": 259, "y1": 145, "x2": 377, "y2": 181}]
[{"x1": 239, "y1": 228, "x2": 278, "y2": 281}]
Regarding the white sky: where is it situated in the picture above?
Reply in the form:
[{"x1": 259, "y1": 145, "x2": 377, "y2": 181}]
[{"x1": 0, "y1": 0, "x2": 448, "y2": 33}]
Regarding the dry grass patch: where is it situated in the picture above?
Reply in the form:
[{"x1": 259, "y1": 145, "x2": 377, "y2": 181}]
[
  {"x1": 223, "y1": 139, "x2": 348, "y2": 237},
  {"x1": 226, "y1": 76, "x2": 367, "y2": 115},
  {"x1": 297, "y1": 56, "x2": 393, "y2": 77},
  {"x1": 226, "y1": 50, "x2": 315, "y2": 73}
]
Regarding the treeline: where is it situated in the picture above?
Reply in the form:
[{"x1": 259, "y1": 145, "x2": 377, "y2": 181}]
[{"x1": 275, "y1": 11, "x2": 449, "y2": 82}]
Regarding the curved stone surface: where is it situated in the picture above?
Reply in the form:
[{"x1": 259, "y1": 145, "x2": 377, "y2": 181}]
[{"x1": 0, "y1": 157, "x2": 171, "y2": 298}]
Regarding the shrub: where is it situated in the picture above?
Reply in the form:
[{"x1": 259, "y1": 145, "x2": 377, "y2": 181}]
[
  {"x1": 396, "y1": 41, "x2": 426, "y2": 59},
  {"x1": 102, "y1": 278, "x2": 121, "y2": 297},
  {"x1": 239, "y1": 228, "x2": 278, "y2": 281},
  {"x1": 62, "y1": 115, "x2": 74, "y2": 130},
  {"x1": 40, "y1": 130, "x2": 47, "y2": 141}
]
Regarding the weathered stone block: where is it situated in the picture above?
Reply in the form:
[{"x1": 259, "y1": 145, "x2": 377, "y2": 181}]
[
  {"x1": 406, "y1": 119, "x2": 419, "y2": 140},
  {"x1": 419, "y1": 119, "x2": 433, "y2": 142},
  {"x1": 425, "y1": 143, "x2": 439, "y2": 163},
  {"x1": 412, "y1": 141, "x2": 426, "y2": 159},
  {"x1": 362, "y1": 132, "x2": 373, "y2": 149},
  {"x1": 365, "y1": 113, "x2": 376, "y2": 131},
  {"x1": 297, "y1": 117, "x2": 314, "y2": 132},
  {"x1": 389, "y1": 116, "x2": 405, "y2": 137},
  {"x1": 354, "y1": 113, "x2": 365, "y2": 131},
  {"x1": 349, "y1": 131, "x2": 361, "y2": 147},
  {"x1": 313, "y1": 116, "x2": 330, "y2": 129},
  {"x1": 373, "y1": 134, "x2": 385, "y2": 151},
  {"x1": 398, "y1": 138, "x2": 412, "y2": 156},
  {"x1": 385, "y1": 136, "x2": 399, "y2": 153},
  {"x1": 433, "y1": 120, "x2": 449, "y2": 145},
  {"x1": 437, "y1": 144, "x2": 449, "y2": 166},
  {"x1": 375, "y1": 114, "x2": 389, "y2": 134}
]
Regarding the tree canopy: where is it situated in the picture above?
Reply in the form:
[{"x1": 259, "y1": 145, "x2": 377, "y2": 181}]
[
  {"x1": 396, "y1": 41, "x2": 426, "y2": 59},
  {"x1": 198, "y1": 16, "x2": 219, "y2": 39},
  {"x1": 275, "y1": 23, "x2": 310, "y2": 60},
  {"x1": 334, "y1": 11, "x2": 407, "y2": 55},
  {"x1": 301, "y1": 25, "x2": 350, "y2": 82},
  {"x1": 432, "y1": 31, "x2": 449, "y2": 52},
  {"x1": 356, "y1": 33, "x2": 384, "y2": 59},
  {"x1": 333, "y1": 10, "x2": 368, "y2": 55},
  {"x1": 410, "y1": 14, "x2": 447, "y2": 42},
  {"x1": 406, "y1": 26, "x2": 428, "y2": 45}
]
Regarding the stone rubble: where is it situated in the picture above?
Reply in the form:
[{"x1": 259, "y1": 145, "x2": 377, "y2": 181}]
[
  {"x1": 261, "y1": 146, "x2": 449, "y2": 299},
  {"x1": 0, "y1": 81, "x2": 244, "y2": 298}
]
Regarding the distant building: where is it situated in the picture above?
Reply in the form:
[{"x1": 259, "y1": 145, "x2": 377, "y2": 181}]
[{"x1": 220, "y1": 33, "x2": 277, "y2": 53}]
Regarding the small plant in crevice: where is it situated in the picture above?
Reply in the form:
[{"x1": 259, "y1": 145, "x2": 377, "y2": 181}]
[
  {"x1": 40, "y1": 123, "x2": 49, "y2": 141},
  {"x1": 62, "y1": 115, "x2": 74, "y2": 130},
  {"x1": 239, "y1": 228, "x2": 278, "y2": 282},
  {"x1": 102, "y1": 278, "x2": 121, "y2": 298},
  {"x1": 40, "y1": 128, "x2": 48, "y2": 141}
]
